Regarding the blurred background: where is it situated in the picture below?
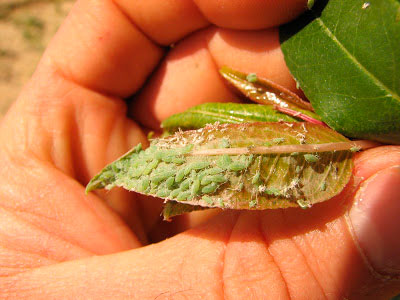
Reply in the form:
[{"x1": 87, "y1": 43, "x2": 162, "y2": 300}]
[{"x1": 0, "y1": 0, "x2": 73, "y2": 118}]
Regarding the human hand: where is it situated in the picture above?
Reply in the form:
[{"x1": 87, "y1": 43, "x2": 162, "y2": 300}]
[{"x1": 1, "y1": 0, "x2": 400, "y2": 299}]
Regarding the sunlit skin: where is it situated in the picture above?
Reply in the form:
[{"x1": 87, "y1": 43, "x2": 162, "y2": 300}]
[{"x1": 1, "y1": 0, "x2": 400, "y2": 299}]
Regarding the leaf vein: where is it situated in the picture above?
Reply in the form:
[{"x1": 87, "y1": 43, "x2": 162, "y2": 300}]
[{"x1": 315, "y1": 17, "x2": 400, "y2": 103}]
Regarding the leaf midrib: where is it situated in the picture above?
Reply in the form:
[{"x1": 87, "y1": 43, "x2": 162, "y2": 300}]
[
  {"x1": 189, "y1": 109, "x2": 248, "y2": 122},
  {"x1": 315, "y1": 17, "x2": 400, "y2": 103}
]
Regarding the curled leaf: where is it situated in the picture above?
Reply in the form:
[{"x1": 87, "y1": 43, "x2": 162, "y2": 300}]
[
  {"x1": 219, "y1": 66, "x2": 315, "y2": 112},
  {"x1": 219, "y1": 66, "x2": 324, "y2": 125},
  {"x1": 87, "y1": 123, "x2": 370, "y2": 212},
  {"x1": 161, "y1": 102, "x2": 298, "y2": 134}
]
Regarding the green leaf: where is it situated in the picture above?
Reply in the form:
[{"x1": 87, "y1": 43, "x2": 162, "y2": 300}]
[
  {"x1": 161, "y1": 102, "x2": 298, "y2": 134},
  {"x1": 280, "y1": 0, "x2": 400, "y2": 144},
  {"x1": 87, "y1": 122, "x2": 359, "y2": 211}
]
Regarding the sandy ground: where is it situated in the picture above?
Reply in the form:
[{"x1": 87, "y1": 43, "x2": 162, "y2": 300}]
[{"x1": 0, "y1": 0, "x2": 74, "y2": 117}]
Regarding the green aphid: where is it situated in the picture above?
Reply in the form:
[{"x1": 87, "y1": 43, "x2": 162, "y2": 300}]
[
  {"x1": 100, "y1": 170, "x2": 114, "y2": 180},
  {"x1": 190, "y1": 169, "x2": 197, "y2": 178},
  {"x1": 175, "y1": 169, "x2": 185, "y2": 182},
  {"x1": 295, "y1": 165, "x2": 302, "y2": 173},
  {"x1": 350, "y1": 146, "x2": 361, "y2": 153},
  {"x1": 131, "y1": 166, "x2": 145, "y2": 178},
  {"x1": 150, "y1": 170, "x2": 176, "y2": 184},
  {"x1": 147, "y1": 131, "x2": 155, "y2": 140},
  {"x1": 157, "y1": 189, "x2": 170, "y2": 198},
  {"x1": 184, "y1": 161, "x2": 210, "y2": 175},
  {"x1": 201, "y1": 174, "x2": 227, "y2": 186},
  {"x1": 178, "y1": 144, "x2": 194, "y2": 155},
  {"x1": 191, "y1": 179, "x2": 200, "y2": 197},
  {"x1": 219, "y1": 138, "x2": 231, "y2": 148},
  {"x1": 111, "y1": 164, "x2": 120, "y2": 173},
  {"x1": 154, "y1": 151, "x2": 163, "y2": 160},
  {"x1": 149, "y1": 183, "x2": 158, "y2": 194},
  {"x1": 207, "y1": 167, "x2": 224, "y2": 175},
  {"x1": 252, "y1": 171, "x2": 261, "y2": 185},
  {"x1": 304, "y1": 153, "x2": 319, "y2": 163},
  {"x1": 198, "y1": 170, "x2": 208, "y2": 181},
  {"x1": 134, "y1": 179, "x2": 144, "y2": 192},
  {"x1": 172, "y1": 156, "x2": 185, "y2": 164},
  {"x1": 228, "y1": 161, "x2": 247, "y2": 172},
  {"x1": 160, "y1": 152, "x2": 181, "y2": 163},
  {"x1": 180, "y1": 178, "x2": 191, "y2": 191},
  {"x1": 320, "y1": 181, "x2": 327, "y2": 191},
  {"x1": 265, "y1": 187, "x2": 281, "y2": 196},
  {"x1": 115, "y1": 161, "x2": 125, "y2": 171},
  {"x1": 291, "y1": 152, "x2": 300, "y2": 156},
  {"x1": 199, "y1": 167, "x2": 224, "y2": 181},
  {"x1": 249, "y1": 200, "x2": 257, "y2": 208},
  {"x1": 142, "y1": 159, "x2": 159, "y2": 175},
  {"x1": 264, "y1": 141, "x2": 272, "y2": 147},
  {"x1": 202, "y1": 182, "x2": 219, "y2": 194},
  {"x1": 297, "y1": 199, "x2": 312, "y2": 209},
  {"x1": 218, "y1": 198, "x2": 225, "y2": 208},
  {"x1": 124, "y1": 179, "x2": 137, "y2": 191},
  {"x1": 170, "y1": 188, "x2": 180, "y2": 198},
  {"x1": 203, "y1": 196, "x2": 214, "y2": 205},
  {"x1": 246, "y1": 73, "x2": 258, "y2": 83},
  {"x1": 237, "y1": 182, "x2": 244, "y2": 191},
  {"x1": 177, "y1": 191, "x2": 191, "y2": 201},
  {"x1": 217, "y1": 154, "x2": 232, "y2": 169},
  {"x1": 140, "y1": 178, "x2": 150, "y2": 192},
  {"x1": 133, "y1": 143, "x2": 142, "y2": 153},
  {"x1": 131, "y1": 158, "x2": 142, "y2": 169},
  {"x1": 161, "y1": 155, "x2": 175, "y2": 163},
  {"x1": 272, "y1": 137, "x2": 285, "y2": 144},
  {"x1": 166, "y1": 149, "x2": 182, "y2": 157},
  {"x1": 139, "y1": 145, "x2": 158, "y2": 160},
  {"x1": 166, "y1": 177, "x2": 175, "y2": 189}
]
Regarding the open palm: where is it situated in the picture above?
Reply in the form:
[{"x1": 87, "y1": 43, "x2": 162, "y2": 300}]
[{"x1": 1, "y1": 0, "x2": 400, "y2": 299}]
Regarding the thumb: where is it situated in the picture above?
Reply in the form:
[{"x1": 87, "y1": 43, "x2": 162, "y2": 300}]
[{"x1": 349, "y1": 165, "x2": 400, "y2": 279}]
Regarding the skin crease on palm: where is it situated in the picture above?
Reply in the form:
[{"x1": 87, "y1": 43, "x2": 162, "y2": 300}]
[{"x1": 0, "y1": 0, "x2": 400, "y2": 299}]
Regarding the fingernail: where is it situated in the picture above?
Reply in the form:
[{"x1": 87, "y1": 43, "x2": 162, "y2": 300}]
[{"x1": 349, "y1": 166, "x2": 400, "y2": 274}]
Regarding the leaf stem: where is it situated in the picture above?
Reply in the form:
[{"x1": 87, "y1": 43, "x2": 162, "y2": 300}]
[
  {"x1": 274, "y1": 105, "x2": 328, "y2": 126},
  {"x1": 189, "y1": 140, "x2": 379, "y2": 156}
]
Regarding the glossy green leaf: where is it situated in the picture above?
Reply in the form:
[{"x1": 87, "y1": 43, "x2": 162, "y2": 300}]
[
  {"x1": 87, "y1": 122, "x2": 357, "y2": 211},
  {"x1": 161, "y1": 102, "x2": 298, "y2": 134},
  {"x1": 280, "y1": 0, "x2": 400, "y2": 144}
]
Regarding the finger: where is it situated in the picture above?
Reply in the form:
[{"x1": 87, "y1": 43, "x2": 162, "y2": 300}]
[
  {"x1": 1, "y1": 75, "x2": 153, "y2": 249},
  {"x1": 2, "y1": 212, "x2": 239, "y2": 298},
  {"x1": 194, "y1": 0, "x2": 307, "y2": 29},
  {"x1": 0, "y1": 152, "x2": 142, "y2": 277},
  {"x1": 115, "y1": 0, "x2": 209, "y2": 45},
  {"x1": 42, "y1": 0, "x2": 307, "y2": 99},
  {"x1": 42, "y1": 0, "x2": 163, "y2": 98},
  {"x1": 115, "y1": 0, "x2": 307, "y2": 46},
  {"x1": 131, "y1": 27, "x2": 300, "y2": 129}
]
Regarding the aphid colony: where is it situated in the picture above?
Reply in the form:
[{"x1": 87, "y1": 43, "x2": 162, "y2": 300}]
[
  {"x1": 92, "y1": 140, "x2": 326, "y2": 209},
  {"x1": 87, "y1": 122, "x2": 355, "y2": 212}
]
